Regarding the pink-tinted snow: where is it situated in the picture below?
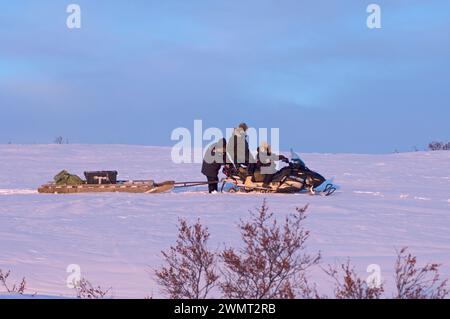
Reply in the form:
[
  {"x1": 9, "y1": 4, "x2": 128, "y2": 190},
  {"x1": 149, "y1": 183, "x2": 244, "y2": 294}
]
[{"x1": 0, "y1": 145, "x2": 449, "y2": 298}]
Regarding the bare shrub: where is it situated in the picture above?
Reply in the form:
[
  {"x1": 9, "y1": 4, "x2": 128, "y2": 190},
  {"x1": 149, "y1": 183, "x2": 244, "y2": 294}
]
[
  {"x1": 0, "y1": 269, "x2": 27, "y2": 294},
  {"x1": 394, "y1": 247, "x2": 448, "y2": 299},
  {"x1": 155, "y1": 218, "x2": 219, "y2": 299},
  {"x1": 152, "y1": 201, "x2": 449, "y2": 300},
  {"x1": 54, "y1": 136, "x2": 64, "y2": 144},
  {"x1": 325, "y1": 260, "x2": 384, "y2": 299},
  {"x1": 220, "y1": 200, "x2": 320, "y2": 299},
  {"x1": 428, "y1": 141, "x2": 450, "y2": 151},
  {"x1": 75, "y1": 278, "x2": 112, "y2": 299}
]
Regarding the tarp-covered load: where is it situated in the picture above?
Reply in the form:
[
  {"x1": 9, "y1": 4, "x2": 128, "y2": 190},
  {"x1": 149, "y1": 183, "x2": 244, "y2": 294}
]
[
  {"x1": 54, "y1": 170, "x2": 85, "y2": 186},
  {"x1": 39, "y1": 170, "x2": 174, "y2": 194}
]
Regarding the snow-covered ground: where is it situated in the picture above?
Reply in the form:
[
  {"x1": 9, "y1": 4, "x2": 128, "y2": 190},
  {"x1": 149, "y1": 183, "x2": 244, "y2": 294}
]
[{"x1": 0, "y1": 145, "x2": 449, "y2": 298}]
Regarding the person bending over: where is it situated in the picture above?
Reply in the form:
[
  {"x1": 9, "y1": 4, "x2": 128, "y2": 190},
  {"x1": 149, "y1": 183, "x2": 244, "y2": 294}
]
[{"x1": 201, "y1": 138, "x2": 227, "y2": 193}]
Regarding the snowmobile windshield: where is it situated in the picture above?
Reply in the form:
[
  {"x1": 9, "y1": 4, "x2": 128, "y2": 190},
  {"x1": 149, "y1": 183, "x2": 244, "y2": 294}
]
[{"x1": 290, "y1": 148, "x2": 306, "y2": 168}]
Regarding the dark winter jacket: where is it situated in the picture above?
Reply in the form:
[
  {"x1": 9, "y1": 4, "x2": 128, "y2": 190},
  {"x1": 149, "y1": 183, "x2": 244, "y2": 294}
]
[
  {"x1": 226, "y1": 128, "x2": 254, "y2": 166},
  {"x1": 201, "y1": 139, "x2": 227, "y2": 177}
]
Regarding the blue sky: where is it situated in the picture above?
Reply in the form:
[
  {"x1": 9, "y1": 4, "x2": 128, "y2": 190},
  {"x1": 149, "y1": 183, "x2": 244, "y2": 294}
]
[{"x1": 1, "y1": 0, "x2": 449, "y2": 153}]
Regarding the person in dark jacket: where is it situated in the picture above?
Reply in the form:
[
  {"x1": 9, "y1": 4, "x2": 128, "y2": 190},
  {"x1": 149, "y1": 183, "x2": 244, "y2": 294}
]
[
  {"x1": 255, "y1": 142, "x2": 288, "y2": 188},
  {"x1": 227, "y1": 122, "x2": 255, "y2": 186},
  {"x1": 201, "y1": 138, "x2": 227, "y2": 193},
  {"x1": 227, "y1": 122, "x2": 254, "y2": 167}
]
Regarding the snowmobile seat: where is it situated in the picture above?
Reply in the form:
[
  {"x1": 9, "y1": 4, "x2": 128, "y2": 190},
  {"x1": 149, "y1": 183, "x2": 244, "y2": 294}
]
[
  {"x1": 252, "y1": 170, "x2": 265, "y2": 182},
  {"x1": 251, "y1": 167, "x2": 291, "y2": 183},
  {"x1": 271, "y1": 167, "x2": 291, "y2": 182}
]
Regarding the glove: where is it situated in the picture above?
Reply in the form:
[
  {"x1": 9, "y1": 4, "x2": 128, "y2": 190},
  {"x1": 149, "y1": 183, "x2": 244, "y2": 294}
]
[{"x1": 280, "y1": 155, "x2": 289, "y2": 163}]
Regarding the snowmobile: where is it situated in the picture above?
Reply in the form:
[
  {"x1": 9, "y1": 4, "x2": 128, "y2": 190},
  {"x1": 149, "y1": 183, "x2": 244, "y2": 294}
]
[{"x1": 220, "y1": 150, "x2": 337, "y2": 196}]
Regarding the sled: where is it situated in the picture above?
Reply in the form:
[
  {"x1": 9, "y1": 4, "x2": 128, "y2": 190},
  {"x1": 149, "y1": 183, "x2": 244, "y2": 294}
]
[{"x1": 38, "y1": 180, "x2": 175, "y2": 194}]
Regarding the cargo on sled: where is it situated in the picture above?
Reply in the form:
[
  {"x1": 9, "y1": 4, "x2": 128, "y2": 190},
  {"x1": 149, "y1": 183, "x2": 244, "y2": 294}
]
[{"x1": 37, "y1": 170, "x2": 174, "y2": 194}]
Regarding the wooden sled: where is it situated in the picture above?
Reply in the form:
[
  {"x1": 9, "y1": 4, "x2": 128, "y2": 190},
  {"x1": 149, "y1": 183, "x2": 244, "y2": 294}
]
[{"x1": 38, "y1": 180, "x2": 175, "y2": 194}]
